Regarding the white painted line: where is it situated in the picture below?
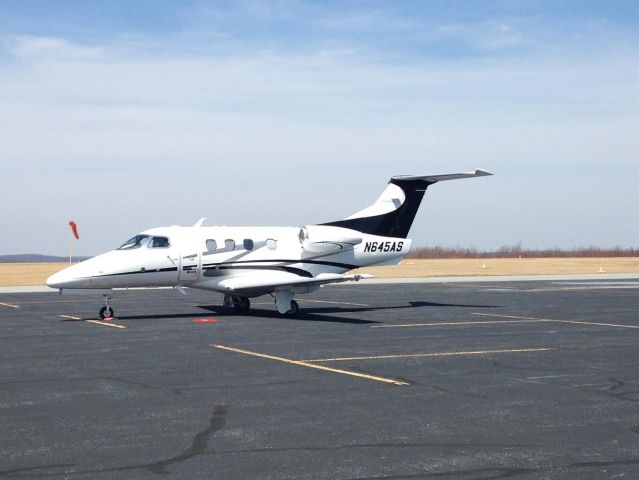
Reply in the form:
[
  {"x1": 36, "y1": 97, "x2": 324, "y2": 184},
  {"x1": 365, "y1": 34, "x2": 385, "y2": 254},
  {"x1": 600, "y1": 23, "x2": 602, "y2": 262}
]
[
  {"x1": 372, "y1": 319, "x2": 548, "y2": 329},
  {"x1": 302, "y1": 348, "x2": 554, "y2": 363},
  {"x1": 58, "y1": 314, "x2": 82, "y2": 320},
  {"x1": 0, "y1": 302, "x2": 20, "y2": 309},
  {"x1": 527, "y1": 374, "x2": 596, "y2": 380},
  {"x1": 473, "y1": 313, "x2": 639, "y2": 330},
  {"x1": 524, "y1": 286, "x2": 639, "y2": 292}
]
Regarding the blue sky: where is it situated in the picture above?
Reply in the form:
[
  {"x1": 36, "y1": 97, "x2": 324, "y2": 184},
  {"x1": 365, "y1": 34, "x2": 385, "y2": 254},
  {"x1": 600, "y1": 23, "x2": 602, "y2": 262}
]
[{"x1": 0, "y1": 1, "x2": 638, "y2": 255}]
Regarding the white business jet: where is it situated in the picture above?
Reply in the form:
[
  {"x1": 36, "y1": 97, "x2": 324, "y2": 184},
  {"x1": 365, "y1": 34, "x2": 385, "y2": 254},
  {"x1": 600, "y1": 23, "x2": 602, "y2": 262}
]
[{"x1": 47, "y1": 170, "x2": 492, "y2": 318}]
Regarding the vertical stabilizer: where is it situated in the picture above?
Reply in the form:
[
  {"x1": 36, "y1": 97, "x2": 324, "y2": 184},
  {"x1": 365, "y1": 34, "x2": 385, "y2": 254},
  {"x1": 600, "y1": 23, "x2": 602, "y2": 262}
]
[{"x1": 320, "y1": 169, "x2": 492, "y2": 238}]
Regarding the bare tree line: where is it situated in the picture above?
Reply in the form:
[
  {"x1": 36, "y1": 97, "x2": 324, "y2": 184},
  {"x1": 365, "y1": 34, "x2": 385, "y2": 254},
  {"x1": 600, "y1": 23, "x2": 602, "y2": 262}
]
[{"x1": 408, "y1": 245, "x2": 639, "y2": 259}]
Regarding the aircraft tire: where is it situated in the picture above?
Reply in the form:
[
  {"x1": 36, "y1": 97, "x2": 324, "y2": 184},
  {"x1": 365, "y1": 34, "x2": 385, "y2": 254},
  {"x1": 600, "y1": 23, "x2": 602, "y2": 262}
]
[
  {"x1": 284, "y1": 300, "x2": 299, "y2": 317},
  {"x1": 233, "y1": 296, "x2": 250, "y2": 314},
  {"x1": 99, "y1": 306, "x2": 114, "y2": 319}
]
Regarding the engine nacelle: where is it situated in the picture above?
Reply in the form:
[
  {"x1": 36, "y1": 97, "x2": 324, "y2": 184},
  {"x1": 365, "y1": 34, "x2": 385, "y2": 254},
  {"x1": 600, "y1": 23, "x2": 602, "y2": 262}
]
[{"x1": 299, "y1": 226, "x2": 362, "y2": 254}]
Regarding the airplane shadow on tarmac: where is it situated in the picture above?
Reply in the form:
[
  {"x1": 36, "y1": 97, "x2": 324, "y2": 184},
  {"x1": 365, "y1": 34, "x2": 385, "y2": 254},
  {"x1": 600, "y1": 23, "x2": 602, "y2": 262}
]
[
  {"x1": 62, "y1": 301, "x2": 501, "y2": 326},
  {"x1": 191, "y1": 300, "x2": 503, "y2": 325}
]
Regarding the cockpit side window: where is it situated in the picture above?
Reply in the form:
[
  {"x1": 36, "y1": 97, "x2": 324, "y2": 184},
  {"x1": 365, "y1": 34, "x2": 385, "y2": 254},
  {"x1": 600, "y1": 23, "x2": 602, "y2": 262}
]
[
  {"x1": 118, "y1": 234, "x2": 150, "y2": 250},
  {"x1": 149, "y1": 236, "x2": 170, "y2": 248}
]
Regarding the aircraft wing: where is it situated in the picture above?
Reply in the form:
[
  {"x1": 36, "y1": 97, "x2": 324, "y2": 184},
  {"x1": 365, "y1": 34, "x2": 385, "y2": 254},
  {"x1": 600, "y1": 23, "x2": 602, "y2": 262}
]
[{"x1": 217, "y1": 273, "x2": 373, "y2": 295}]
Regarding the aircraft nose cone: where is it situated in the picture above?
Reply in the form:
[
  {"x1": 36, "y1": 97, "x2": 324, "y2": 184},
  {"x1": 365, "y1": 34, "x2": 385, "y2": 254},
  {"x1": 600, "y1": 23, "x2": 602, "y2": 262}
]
[
  {"x1": 46, "y1": 264, "x2": 92, "y2": 289},
  {"x1": 46, "y1": 269, "x2": 72, "y2": 288}
]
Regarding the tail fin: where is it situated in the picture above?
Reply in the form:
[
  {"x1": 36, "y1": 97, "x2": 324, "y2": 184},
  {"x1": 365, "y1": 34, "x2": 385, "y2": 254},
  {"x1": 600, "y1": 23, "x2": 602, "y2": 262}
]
[{"x1": 320, "y1": 169, "x2": 493, "y2": 238}]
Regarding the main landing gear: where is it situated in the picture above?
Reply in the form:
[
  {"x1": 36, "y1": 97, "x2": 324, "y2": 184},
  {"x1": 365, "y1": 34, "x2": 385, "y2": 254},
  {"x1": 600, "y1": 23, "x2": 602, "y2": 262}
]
[
  {"x1": 99, "y1": 294, "x2": 115, "y2": 319},
  {"x1": 275, "y1": 290, "x2": 299, "y2": 316},
  {"x1": 284, "y1": 300, "x2": 299, "y2": 316},
  {"x1": 223, "y1": 291, "x2": 300, "y2": 316},
  {"x1": 223, "y1": 293, "x2": 251, "y2": 314}
]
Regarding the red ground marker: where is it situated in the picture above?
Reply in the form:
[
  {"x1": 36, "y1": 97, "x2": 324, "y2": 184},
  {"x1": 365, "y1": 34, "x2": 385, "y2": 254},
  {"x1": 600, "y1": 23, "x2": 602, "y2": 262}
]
[{"x1": 193, "y1": 318, "x2": 218, "y2": 323}]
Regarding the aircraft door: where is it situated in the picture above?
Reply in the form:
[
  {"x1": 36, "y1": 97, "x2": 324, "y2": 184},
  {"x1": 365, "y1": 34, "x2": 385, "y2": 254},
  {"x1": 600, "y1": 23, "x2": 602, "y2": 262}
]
[{"x1": 179, "y1": 250, "x2": 200, "y2": 283}]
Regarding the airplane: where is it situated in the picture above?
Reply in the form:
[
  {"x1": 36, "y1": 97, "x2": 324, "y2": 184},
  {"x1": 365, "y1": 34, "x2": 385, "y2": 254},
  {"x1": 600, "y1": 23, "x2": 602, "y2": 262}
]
[{"x1": 47, "y1": 169, "x2": 492, "y2": 319}]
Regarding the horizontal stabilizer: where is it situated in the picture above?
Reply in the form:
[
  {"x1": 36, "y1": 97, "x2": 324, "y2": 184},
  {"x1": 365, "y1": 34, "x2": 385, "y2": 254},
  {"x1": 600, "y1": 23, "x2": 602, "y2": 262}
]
[{"x1": 392, "y1": 169, "x2": 493, "y2": 184}]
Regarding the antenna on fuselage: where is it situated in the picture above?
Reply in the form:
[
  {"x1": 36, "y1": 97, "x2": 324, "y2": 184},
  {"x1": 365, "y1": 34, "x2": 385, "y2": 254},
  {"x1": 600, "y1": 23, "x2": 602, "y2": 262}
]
[{"x1": 193, "y1": 218, "x2": 206, "y2": 227}]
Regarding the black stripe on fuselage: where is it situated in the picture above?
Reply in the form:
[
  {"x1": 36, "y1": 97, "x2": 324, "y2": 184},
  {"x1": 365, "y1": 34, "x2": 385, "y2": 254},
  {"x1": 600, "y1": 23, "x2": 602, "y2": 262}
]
[
  {"x1": 94, "y1": 259, "x2": 353, "y2": 282},
  {"x1": 204, "y1": 265, "x2": 313, "y2": 278},
  {"x1": 96, "y1": 267, "x2": 178, "y2": 277},
  {"x1": 201, "y1": 259, "x2": 358, "y2": 270}
]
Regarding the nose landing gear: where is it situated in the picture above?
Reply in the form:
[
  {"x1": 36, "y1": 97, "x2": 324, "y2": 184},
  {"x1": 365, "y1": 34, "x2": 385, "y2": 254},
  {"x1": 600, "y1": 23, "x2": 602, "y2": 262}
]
[{"x1": 99, "y1": 294, "x2": 115, "y2": 319}]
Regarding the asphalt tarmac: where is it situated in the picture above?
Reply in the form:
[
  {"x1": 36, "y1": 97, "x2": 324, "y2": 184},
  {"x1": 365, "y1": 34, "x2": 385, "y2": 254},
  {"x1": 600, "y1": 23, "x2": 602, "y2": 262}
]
[{"x1": 1, "y1": 279, "x2": 639, "y2": 479}]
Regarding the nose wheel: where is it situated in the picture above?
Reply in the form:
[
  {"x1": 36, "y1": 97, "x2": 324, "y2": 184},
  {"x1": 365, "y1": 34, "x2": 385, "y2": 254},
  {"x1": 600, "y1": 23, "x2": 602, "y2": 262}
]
[{"x1": 99, "y1": 294, "x2": 115, "y2": 319}]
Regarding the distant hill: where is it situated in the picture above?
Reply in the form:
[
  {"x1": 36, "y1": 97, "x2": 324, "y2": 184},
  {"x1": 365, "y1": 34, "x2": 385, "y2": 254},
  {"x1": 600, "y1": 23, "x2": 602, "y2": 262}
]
[{"x1": 0, "y1": 254, "x2": 91, "y2": 263}]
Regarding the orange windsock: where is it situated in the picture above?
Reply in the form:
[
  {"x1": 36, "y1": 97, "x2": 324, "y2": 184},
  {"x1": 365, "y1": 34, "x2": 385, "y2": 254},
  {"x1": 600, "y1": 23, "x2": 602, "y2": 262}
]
[{"x1": 69, "y1": 220, "x2": 79, "y2": 240}]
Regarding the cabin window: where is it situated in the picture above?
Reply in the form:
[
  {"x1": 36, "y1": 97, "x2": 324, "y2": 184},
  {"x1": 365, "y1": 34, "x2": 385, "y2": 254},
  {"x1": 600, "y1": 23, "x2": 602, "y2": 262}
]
[
  {"x1": 266, "y1": 239, "x2": 277, "y2": 250},
  {"x1": 118, "y1": 234, "x2": 149, "y2": 250},
  {"x1": 206, "y1": 239, "x2": 217, "y2": 251},
  {"x1": 243, "y1": 239, "x2": 254, "y2": 250},
  {"x1": 149, "y1": 236, "x2": 170, "y2": 248},
  {"x1": 225, "y1": 239, "x2": 236, "y2": 251}
]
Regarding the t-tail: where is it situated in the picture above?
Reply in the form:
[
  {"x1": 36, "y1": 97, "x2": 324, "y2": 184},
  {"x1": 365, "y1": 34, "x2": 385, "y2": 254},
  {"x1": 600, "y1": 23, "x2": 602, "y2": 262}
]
[{"x1": 321, "y1": 169, "x2": 493, "y2": 238}]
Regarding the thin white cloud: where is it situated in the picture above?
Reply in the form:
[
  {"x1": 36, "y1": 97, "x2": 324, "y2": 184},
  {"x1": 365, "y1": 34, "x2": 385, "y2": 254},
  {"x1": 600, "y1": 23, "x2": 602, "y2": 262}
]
[
  {"x1": 432, "y1": 21, "x2": 528, "y2": 51},
  {"x1": 8, "y1": 35, "x2": 104, "y2": 59}
]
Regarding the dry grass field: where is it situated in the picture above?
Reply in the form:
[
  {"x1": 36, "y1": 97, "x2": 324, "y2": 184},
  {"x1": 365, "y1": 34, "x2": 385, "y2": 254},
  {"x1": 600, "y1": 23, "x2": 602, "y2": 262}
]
[
  {"x1": 1, "y1": 258, "x2": 639, "y2": 287},
  {"x1": 0, "y1": 263, "x2": 69, "y2": 287},
  {"x1": 351, "y1": 257, "x2": 639, "y2": 278}
]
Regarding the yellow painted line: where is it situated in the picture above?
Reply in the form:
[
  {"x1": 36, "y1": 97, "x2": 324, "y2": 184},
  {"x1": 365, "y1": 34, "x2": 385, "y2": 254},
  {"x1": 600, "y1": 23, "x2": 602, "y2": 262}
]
[
  {"x1": 372, "y1": 319, "x2": 547, "y2": 329},
  {"x1": 297, "y1": 299, "x2": 370, "y2": 307},
  {"x1": 211, "y1": 344, "x2": 409, "y2": 386},
  {"x1": 473, "y1": 313, "x2": 639, "y2": 330},
  {"x1": 302, "y1": 348, "x2": 554, "y2": 363},
  {"x1": 59, "y1": 314, "x2": 126, "y2": 328},
  {"x1": 22, "y1": 300, "x2": 99, "y2": 305},
  {"x1": 0, "y1": 302, "x2": 20, "y2": 309},
  {"x1": 86, "y1": 319, "x2": 127, "y2": 329}
]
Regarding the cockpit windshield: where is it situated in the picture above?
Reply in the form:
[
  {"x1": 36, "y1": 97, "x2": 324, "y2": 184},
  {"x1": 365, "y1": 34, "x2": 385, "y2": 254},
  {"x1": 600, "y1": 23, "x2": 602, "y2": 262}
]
[{"x1": 117, "y1": 234, "x2": 150, "y2": 250}]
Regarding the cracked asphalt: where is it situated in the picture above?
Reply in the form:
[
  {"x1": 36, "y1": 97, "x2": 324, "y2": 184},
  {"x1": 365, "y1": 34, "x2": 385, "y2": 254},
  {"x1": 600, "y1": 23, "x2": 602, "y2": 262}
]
[{"x1": 1, "y1": 279, "x2": 639, "y2": 479}]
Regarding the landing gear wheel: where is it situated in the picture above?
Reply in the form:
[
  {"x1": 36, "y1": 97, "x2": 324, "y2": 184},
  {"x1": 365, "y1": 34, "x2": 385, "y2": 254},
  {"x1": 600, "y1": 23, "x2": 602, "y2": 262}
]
[
  {"x1": 99, "y1": 294, "x2": 114, "y2": 319},
  {"x1": 223, "y1": 293, "x2": 234, "y2": 313},
  {"x1": 233, "y1": 296, "x2": 250, "y2": 314},
  {"x1": 99, "y1": 306, "x2": 114, "y2": 319},
  {"x1": 284, "y1": 300, "x2": 299, "y2": 317}
]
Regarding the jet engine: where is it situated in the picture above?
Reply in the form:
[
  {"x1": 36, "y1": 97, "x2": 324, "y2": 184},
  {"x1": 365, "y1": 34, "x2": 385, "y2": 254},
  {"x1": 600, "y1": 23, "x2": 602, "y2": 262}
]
[{"x1": 299, "y1": 226, "x2": 362, "y2": 254}]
